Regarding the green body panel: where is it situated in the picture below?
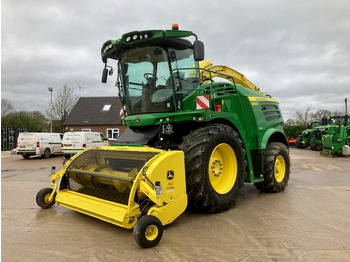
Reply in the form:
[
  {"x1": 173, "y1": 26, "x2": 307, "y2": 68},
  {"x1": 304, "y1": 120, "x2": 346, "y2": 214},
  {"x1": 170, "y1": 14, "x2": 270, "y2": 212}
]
[
  {"x1": 298, "y1": 121, "x2": 321, "y2": 147},
  {"x1": 322, "y1": 124, "x2": 350, "y2": 155},
  {"x1": 124, "y1": 81, "x2": 286, "y2": 183},
  {"x1": 101, "y1": 29, "x2": 193, "y2": 62},
  {"x1": 101, "y1": 28, "x2": 288, "y2": 183}
]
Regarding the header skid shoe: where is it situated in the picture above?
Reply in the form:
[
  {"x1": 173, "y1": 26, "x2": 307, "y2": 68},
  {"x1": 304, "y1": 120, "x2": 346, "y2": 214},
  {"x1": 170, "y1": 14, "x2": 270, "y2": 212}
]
[{"x1": 36, "y1": 146, "x2": 187, "y2": 248}]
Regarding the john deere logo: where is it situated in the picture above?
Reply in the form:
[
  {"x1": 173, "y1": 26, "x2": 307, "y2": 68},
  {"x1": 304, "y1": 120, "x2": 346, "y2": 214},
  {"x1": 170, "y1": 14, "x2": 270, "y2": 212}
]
[
  {"x1": 167, "y1": 171, "x2": 174, "y2": 180},
  {"x1": 135, "y1": 118, "x2": 140, "y2": 124}
]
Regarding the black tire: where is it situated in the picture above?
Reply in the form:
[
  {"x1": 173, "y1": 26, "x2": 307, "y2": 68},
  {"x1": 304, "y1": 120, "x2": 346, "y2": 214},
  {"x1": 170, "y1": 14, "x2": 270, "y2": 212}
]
[
  {"x1": 316, "y1": 144, "x2": 322, "y2": 151},
  {"x1": 36, "y1": 188, "x2": 56, "y2": 209},
  {"x1": 310, "y1": 141, "x2": 322, "y2": 151},
  {"x1": 180, "y1": 124, "x2": 246, "y2": 212},
  {"x1": 22, "y1": 154, "x2": 30, "y2": 159},
  {"x1": 64, "y1": 154, "x2": 71, "y2": 159},
  {"x1": 254, "y1": 142, "x2": 290, "y2": 193},
  {"x1": 42, "y1": 148, "x2": 51, "y2": 159},
  {"x1": 310, "y1": 141, "x2": 317, "y2": 151},
  {"x1": 296, "y1": 135, "x2": 306, "y2": 149},
  {"x1": 133, "y1": 215, "x2": 163, "y2": 248}
]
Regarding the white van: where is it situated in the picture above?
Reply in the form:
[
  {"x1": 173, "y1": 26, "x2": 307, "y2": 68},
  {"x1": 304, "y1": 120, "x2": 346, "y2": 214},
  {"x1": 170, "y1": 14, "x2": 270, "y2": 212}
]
[
  {"x1": 61, "y1": 132, "x2": 109, "y2": 158},
  {"x1": 16, "y1": 133, "x2": 63, "y2": 159}
]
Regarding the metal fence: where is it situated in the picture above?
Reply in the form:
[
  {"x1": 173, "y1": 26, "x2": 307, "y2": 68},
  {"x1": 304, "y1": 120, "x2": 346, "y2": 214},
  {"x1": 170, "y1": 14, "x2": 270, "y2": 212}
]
[{"x1": 1, "y1": 127, "x2": 27, "y2": 151}]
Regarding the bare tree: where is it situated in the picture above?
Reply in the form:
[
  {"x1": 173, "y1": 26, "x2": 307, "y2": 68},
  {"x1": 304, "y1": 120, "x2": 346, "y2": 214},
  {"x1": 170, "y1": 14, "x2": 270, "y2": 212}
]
[
  {"x1": 284, "y1": 118, "x2": 296, "y2": 126},
  {"x1": 1, "y1": 98, "x2": 14, "y2": 116},
  {"x1": 310, "y1": 109, "x2": 332, "y2": 122},
  {"x1": 47, "y1": 84, "x2": 79, "y2": 125},
  {"x1": 294, "y1": 105, "x2": 312, "y2": 125}
]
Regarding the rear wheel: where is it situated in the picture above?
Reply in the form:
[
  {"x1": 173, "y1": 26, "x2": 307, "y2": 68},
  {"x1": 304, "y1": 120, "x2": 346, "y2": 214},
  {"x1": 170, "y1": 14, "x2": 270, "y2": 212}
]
[
  {"x1": 36, "y1": 188, "x2": 56, "y2": 209},
  {"x1": 180, "y1": 124, "x2": 246, "y2": 212},
  {"x1": 133, "y1": 215, "x2": 163, "y2": 248},
  {"x1": 22, "y1": 154, "x2": 30, "y2": 159},
  {"x1": 310, "y1": 141, "x2": 322, "y2": 151},
  {"x1": 255, "y1": 142, "x2": 290, "y2": 193},
  {"x1": 43, "y1": 148, "x2": 51, "y2": 158}
]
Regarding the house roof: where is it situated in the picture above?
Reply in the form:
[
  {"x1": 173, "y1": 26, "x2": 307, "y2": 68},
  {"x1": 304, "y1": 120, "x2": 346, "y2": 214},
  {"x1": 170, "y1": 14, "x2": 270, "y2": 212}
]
[{"x1": 63, "y1": 97, "x2": 122, "y2": 126}]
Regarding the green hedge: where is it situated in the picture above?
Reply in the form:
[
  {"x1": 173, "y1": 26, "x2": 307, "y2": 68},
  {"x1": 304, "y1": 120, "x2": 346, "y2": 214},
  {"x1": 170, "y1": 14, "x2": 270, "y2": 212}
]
[{"x1": 283, "y1": 125, "x2": 306, "y2": 138}]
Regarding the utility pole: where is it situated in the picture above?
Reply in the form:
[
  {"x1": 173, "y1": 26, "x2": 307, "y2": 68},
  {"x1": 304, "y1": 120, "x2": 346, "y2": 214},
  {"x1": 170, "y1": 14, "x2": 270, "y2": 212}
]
[
  {"x1": 48, "y1": 87, "x2": 53, "y2": 133},
  {"x1": 345, "y1": 98, "x2": 348, "y2": 116}
]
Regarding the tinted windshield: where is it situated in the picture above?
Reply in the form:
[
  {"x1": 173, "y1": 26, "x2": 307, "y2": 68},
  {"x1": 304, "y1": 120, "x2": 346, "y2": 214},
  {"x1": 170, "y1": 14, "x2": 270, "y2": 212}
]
[
  {"x1": 169, "y1": 48, "x2": 199, "y2": 91},
  {"x1": 120, "y1": 46, "x2": 199, "y2": 115},
  {"x1": 121, "y1": 46, "x2": 173, "y2": 115},
  {"x1": 329, "y1": 117, "x2": 345, "y2": 125}
]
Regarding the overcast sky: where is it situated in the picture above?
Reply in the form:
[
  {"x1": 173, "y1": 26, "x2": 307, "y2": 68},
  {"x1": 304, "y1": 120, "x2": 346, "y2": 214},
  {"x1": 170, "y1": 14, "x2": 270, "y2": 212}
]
[{"x1": 2, "y1": 0, "x2": 350, "y2": 120}]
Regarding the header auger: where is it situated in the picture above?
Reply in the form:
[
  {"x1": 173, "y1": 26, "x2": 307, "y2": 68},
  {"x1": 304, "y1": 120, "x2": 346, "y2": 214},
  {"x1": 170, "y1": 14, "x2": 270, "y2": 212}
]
[{"x1": 37, "y1": 24, "x2": 291, "y2": 248}]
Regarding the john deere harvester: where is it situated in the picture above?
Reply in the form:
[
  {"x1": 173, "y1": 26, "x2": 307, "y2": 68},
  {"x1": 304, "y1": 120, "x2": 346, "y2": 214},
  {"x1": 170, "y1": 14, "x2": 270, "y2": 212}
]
[{"x1": 37, "y1": 25, "x2": 291, "y2": 248}]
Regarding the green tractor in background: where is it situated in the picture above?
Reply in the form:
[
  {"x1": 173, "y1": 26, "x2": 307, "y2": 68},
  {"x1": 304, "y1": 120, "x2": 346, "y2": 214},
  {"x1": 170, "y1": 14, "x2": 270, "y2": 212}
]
[
  {"x1": 309, "y1": 117, "x2": 330, "y2": 151},
  {"x1": 296, "y1": 121, "x2": 321, "y2": 149},
  {"x1": 296, "y1": 115, "x2": 349, "y2": 151},
  {"x1": 322, "y1": 123, "x2": 350, "y2": 157},
  {"x1": 321, "y1": 100, "x2": 350, "y2": 157},
  {"x1": 311, "y1": 115, "x2": 346, "y2": 152}
]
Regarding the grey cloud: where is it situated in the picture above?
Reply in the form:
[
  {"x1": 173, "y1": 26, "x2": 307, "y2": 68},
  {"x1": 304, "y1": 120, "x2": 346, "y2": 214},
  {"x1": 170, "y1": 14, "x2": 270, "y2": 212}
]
[{"x1": 2, "y1": 0, "x2": 350, "y2": 120}]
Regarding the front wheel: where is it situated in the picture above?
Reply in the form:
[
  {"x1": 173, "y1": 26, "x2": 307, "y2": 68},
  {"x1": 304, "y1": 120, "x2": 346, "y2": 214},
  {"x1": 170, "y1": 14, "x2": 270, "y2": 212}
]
[
  {"x1": 36, "y1": 188, "x2": 56, "y2": 209},
  {"x1": 180, "y1": 124, "x2": 246, "y2": 212},
  {"x1": 133, "y1": 215, "x2": 163, "y2": 248},
  {"x1": 296, "y1": 135, "x2": 306, "y2": 149},
  {"x1": 255, "y1": 142, "x2": 291, "y2": 193}
]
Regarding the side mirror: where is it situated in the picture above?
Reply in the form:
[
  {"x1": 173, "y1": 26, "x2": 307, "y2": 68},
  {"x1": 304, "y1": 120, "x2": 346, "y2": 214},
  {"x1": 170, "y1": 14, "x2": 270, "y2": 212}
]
[
  {"x1": 102, "y1": 68, "x2": 108, "y2": 83},
  {"x1": 193, "y1": 40, "x2": 204, "y2": 61}
]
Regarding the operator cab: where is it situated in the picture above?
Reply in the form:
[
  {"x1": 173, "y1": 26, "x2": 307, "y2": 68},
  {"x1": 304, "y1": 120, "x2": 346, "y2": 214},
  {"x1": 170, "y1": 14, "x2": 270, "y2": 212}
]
[
  {"x1": 329, "y1": 116, "x2": 345, "y2": 125},
  {"x1": 101, "y1": 27, "x2": 204, "y2": 116},
  {"x1": 120, "y1": 46, "x2": 200, "y2": 115}
]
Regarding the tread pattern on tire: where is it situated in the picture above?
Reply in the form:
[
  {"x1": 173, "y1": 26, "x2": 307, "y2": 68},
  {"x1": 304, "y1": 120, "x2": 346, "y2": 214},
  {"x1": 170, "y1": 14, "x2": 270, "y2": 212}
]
[
  {"x1": 43, "y1": 148, "x2": 51, "y2": 158},
  {"x1": 36, "y1": 187, "x2": 56, "y2": 209},
  {"x1": 255, "y1": 142, "x2": 291, "y2": 193},
  {"x1": 180, "y1": 124, "x2": 247, "y2": 212},
  {"x1": 133, "y1": 215, "x2": 163, "y2": 248}
]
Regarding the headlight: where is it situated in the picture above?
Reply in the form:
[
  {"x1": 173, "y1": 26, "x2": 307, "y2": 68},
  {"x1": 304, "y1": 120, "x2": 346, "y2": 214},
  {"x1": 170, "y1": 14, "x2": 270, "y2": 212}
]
[
  {"x1": 103, "y1": 43, "x2": 113, "y2": 53},
  {"x1": 126, "y1": 36, "x2": 131, "y2": 42}
]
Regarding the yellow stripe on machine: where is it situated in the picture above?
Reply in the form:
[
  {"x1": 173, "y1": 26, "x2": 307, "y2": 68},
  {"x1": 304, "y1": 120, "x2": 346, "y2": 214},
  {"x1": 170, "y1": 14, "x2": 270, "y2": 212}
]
[{"x1": 249, "y1": 96, "x2": 279, "y2": 103}]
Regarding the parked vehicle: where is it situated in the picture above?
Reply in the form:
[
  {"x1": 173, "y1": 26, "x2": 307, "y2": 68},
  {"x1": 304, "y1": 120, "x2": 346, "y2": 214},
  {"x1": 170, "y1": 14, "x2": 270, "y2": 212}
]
[
  {"x1": 37, "y1": 25, "x2": 291, "y2": 248},
  {"x1": 16, "y1": 132, "x2": 63, "y2": 159},
  {"x1": 61, "y1": 132, "x2": 109, "y2": 158},
  {"x1": 295, "y1": 121, "x2": 321, "y2": 149}
]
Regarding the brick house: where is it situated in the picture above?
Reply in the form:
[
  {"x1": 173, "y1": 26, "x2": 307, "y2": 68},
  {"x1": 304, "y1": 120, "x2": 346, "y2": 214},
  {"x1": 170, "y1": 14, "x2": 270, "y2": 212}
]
[{"x1": 62, "y1": 97, "x2": 126, "y2": 143}]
